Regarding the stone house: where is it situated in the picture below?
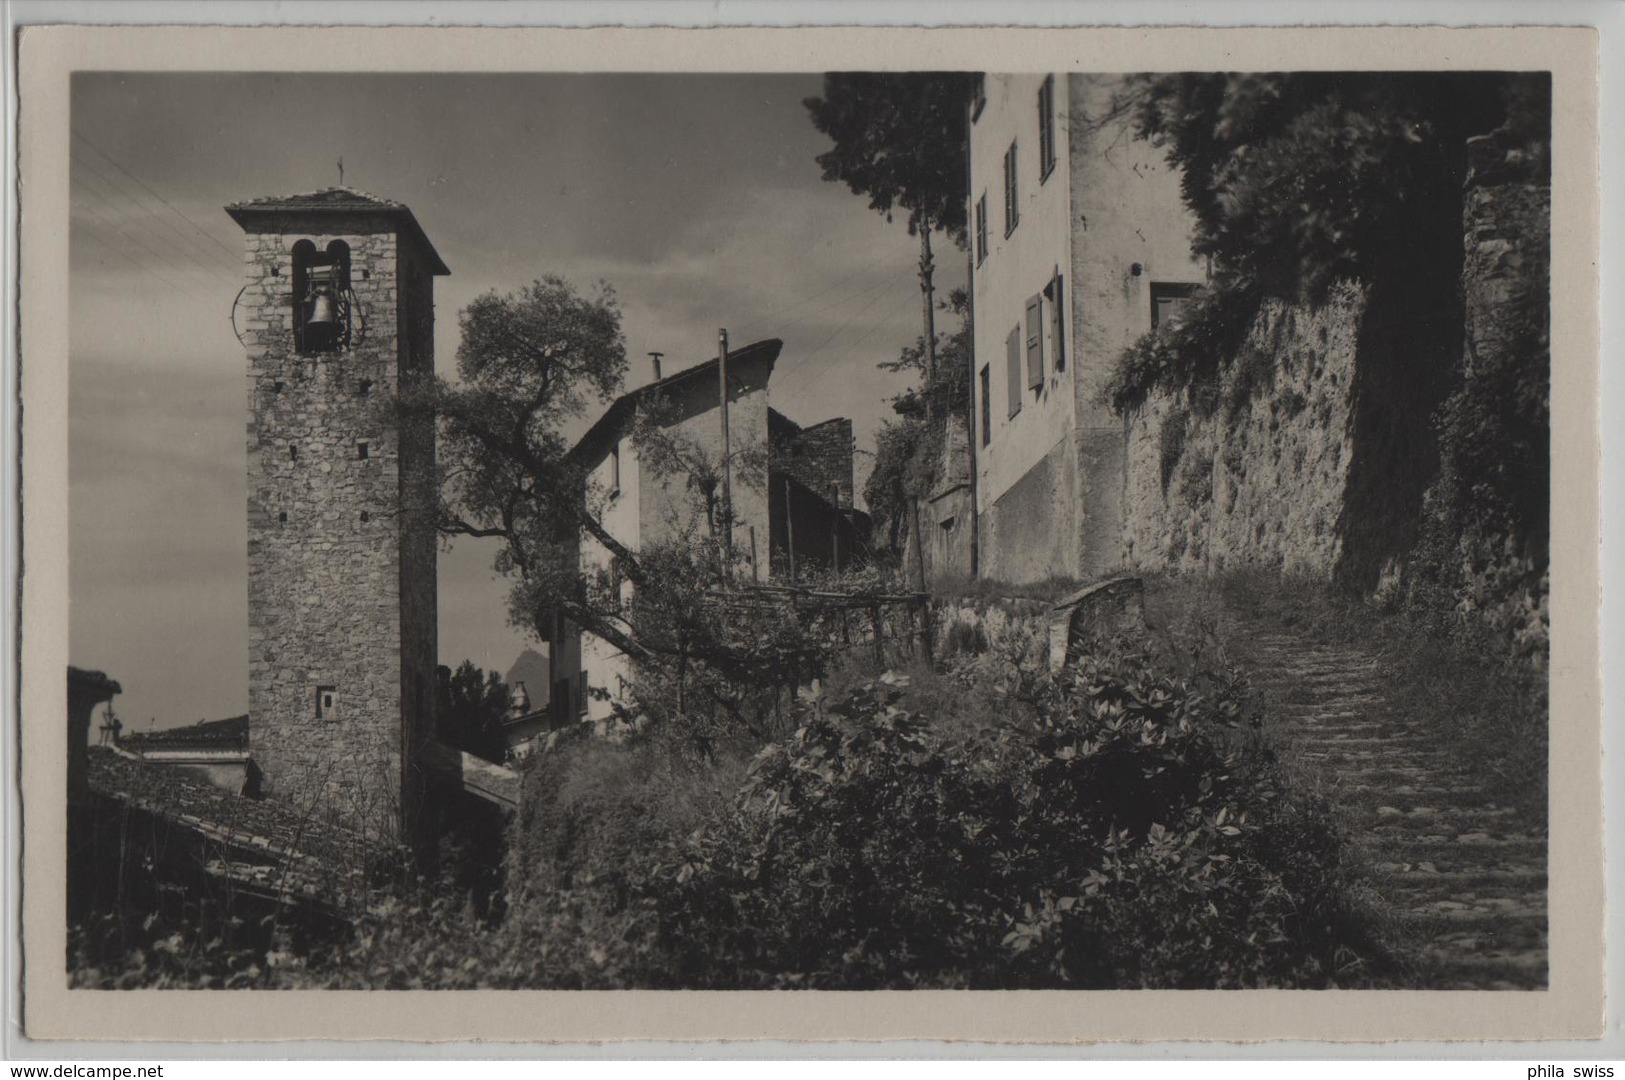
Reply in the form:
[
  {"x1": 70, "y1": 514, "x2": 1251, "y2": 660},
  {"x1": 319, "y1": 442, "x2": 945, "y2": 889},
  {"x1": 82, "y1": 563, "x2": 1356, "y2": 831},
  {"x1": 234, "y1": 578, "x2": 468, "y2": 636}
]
[
  {"x1": 549, "y1": 339, "x2": 858, "y2": 726},
  {"x1": 966, "y1": 73, "x2": 1206, "y2": 585}
]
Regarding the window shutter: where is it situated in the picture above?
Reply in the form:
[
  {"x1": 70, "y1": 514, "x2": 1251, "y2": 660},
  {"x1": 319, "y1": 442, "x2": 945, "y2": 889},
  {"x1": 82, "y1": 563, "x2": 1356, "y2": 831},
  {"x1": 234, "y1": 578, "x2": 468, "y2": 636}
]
[
  {"x1": 1025, "y1": 295, "x2": 1044, "y2": 390},
  {"x1": 1005, "y1": 326, "x2": 1022, "y2": 419},
  {"x1": 1048, "y1": 273, "x2": 1065, "y2": 371}
]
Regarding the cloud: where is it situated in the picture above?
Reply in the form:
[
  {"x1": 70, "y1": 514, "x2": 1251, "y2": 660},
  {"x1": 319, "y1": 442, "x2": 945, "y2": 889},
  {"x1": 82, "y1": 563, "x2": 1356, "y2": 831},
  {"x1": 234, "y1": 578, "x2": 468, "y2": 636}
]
[{"x1": 68, "y1": 72, "x2": 968, "y2": 726}]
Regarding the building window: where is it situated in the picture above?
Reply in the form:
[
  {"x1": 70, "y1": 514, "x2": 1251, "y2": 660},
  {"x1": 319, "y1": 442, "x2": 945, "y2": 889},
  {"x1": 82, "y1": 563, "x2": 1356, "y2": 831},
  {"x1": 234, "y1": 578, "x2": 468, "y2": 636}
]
[
  {"x1": 975, "y1": 194, "x2": 988, "y2": 266},
  {"x1": 357, "y1": 442, "x2": 369, "y2": 460},
  {"x1": 979, "y1": 365, "x2": 992, "y2": 446},
  {"x1": 608, "y1": 443, "x2": 621, "y2": 496},
  {"x1": 1003, "y1": 140, "x2": 1019, "y2": 237},
  {"x1": 576, "y1": 671, "x2": 589, "y2": 719},
  {"x1": 1045, "y1": 271, "x2": 1066, "y2": 371},
  {"x1": 315, "y1": 685, "x2": 337, "y2": 719},
  {"x1": 1151, "y1": 282, "x2": 1198, "y2": 330},
  {"x1": 1005, "y1": 325, "x2": 1022, "y2": 419},
  {"x1": 1025, "y1": 294, "x2": 1044, "y2": 391},
  {"x1": 1038, "y1": 76, "x2": 1057, "y2": 181}
]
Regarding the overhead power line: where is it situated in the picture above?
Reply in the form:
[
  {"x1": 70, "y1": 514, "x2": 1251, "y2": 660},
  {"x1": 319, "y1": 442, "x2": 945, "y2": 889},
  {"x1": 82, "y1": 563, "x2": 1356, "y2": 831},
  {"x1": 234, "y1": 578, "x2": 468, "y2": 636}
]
[
  {"x1": 71, "y1": 128, "x2": 241, "y2": 259},
  {"x1": 70, "y1": 184, "x2": 218, "y2": 299},
  {"x1": 729, "y1": 256, "x2": 902, "y2": 345},
  {"x1": 770, "y1": 288, "x2": 916, "y2": 415},
  {"x1": 71, "y1": 150, "x2": 239, "y2": 287},
  {"x1": 70, "y1": 171, "x2": 226, "y2": 295},
  {"x1": 70, "y1": 212, "x2": 193, "y2": 295}
]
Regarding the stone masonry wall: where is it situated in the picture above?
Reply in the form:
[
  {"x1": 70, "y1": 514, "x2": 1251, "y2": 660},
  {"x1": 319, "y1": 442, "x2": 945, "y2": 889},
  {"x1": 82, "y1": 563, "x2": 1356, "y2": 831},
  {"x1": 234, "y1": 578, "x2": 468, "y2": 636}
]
[
  {"x1": 395, "y1": 245, "x2": 440, "y2": 846},
  {"x1": 240, "y1": 217, "x2": 430, "y2": 842},
  {"x1": 774, "y1": 416, "x2": 855, "y2": 509},
  {"x1": 1122, "y1": 283, "x2": 1365, "y2": 579},
  {"x1": 1429, "y1": 111, "x2": 1552, "y2": 669}
]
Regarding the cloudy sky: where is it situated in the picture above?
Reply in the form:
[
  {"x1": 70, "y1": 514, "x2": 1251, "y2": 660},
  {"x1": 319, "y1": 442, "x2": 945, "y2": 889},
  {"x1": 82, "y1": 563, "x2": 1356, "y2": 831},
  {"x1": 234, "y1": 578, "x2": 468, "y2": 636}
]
[{"x1": 69, "y1": 73, "x2": 959, "y2": 731}]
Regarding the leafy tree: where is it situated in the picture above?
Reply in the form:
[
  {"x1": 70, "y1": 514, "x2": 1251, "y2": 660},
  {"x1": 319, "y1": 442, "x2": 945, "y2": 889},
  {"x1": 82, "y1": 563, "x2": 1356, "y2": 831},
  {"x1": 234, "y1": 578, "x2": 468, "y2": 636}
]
[
  {"x1": 865, "y1": 295, "x2": 972, "y2": 560},
  {"x1": 1105, "y1": 71, "x2": 1512, "y2": 414},
  {"x1": 403, "y1": 277, "x2": 842, "y2": 750},
  {"x1": 805, "y1": 73, "x2": 979, "y2": 387},
  {"x1": 436, "y1": 660, "x2": 512, "y2": 764}
]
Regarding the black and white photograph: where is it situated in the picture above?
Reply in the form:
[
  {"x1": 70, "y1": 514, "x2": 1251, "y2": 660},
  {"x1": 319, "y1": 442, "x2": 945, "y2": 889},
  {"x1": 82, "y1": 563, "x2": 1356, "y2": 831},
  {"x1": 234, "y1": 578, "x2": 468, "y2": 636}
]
[{"x1": 16, "y1": 21, "x2": 1603, "y2": 1046}]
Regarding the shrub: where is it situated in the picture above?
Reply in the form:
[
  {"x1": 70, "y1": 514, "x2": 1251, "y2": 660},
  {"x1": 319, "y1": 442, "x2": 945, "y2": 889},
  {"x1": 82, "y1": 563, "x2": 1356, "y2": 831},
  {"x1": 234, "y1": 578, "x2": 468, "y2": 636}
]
[{"x1": 649, "y1": 646, "x2": 1381, "y2": 988}]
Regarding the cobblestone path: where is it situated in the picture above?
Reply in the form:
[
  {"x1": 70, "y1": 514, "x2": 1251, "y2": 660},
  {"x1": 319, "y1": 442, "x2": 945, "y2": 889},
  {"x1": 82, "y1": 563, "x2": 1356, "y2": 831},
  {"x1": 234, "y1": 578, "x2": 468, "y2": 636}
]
[{"x1": 1241, "y1": 631, "x2": 1547, "y2": 990}]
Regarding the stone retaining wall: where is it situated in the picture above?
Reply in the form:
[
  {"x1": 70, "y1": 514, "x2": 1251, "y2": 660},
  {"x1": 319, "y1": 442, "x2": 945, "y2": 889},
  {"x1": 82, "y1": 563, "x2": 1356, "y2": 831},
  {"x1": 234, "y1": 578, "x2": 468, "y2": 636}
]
[{"x1": 1121, "y1": 283, "x2": 1365, "y2": 581}]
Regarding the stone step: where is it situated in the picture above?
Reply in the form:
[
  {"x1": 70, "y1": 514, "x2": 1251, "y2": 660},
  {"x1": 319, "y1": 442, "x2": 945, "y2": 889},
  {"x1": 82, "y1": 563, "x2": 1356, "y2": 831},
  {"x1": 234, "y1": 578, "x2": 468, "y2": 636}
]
[
  {"x1": 1381, "y1": 878, "x2": 1546, "y2": 906},
  {"x1": 1253, "y1": 676, "x2": 1387, "y2": 691},
  {"x1": 1413, "y1": 954, "x2": 1548, "y2": 990},
  {"x1": 1363, "y1": 824, "x2": 1545, "y2": 844},
  {"x1": 1376, "y1": 860, "x2": 1547, "y2": 880},
  {"x1": 1376, "y1": 864, "x2": 1546, "y2": 886},
  {"x1": 1298, "y1": 749, "x2": 1455, "y2": 767},
  {"x1": 1346, "y1": 804, "x2": 1523, "y2": 823},
  {"x1": 1226, "y1": 614, "x2": 1547, "y2": 990},
  {"x1": 1401, "y1": 911, "x2": 1547, "y2": 950}
]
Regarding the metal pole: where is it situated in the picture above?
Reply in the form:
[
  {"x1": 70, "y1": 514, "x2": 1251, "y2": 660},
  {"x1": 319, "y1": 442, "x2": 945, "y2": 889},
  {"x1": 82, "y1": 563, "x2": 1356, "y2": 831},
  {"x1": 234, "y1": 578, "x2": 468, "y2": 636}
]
[
  {"x1": 718, "y1": 329, "x2": 732, "y2": 578},
  {"x1": 830, "y1": 482, "x2": 842, "y2": 575},
  {"x1": 784, "y1": 478, "x2": 796, "y2": 584},
  {"x1": 911, "y1": 498, "x2": 928, "y2": 593}
]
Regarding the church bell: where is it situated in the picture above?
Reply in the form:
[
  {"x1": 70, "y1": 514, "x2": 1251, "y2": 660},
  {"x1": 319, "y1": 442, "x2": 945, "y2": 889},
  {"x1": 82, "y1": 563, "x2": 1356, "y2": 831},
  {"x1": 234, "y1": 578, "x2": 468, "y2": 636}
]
[{"x1": 306, "y1": 282, "x2": 339, "y2": 329}]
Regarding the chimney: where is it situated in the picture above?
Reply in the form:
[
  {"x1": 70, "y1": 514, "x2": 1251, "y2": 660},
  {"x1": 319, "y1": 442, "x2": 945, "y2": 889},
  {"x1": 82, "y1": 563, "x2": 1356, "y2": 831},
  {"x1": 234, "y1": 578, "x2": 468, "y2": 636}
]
[{"x1": 648, "y1": 351, "x2": 664, "y2": 381}]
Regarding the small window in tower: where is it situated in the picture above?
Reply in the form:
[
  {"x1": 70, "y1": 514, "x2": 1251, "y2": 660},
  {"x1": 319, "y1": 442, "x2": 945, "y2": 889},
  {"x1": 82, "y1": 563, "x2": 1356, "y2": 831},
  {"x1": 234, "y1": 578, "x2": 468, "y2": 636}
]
[
  {"x1": 278, "y1": 511, "x2": 288, "y2": 524},
  {"x1": 315, "y1": 685, "x2": 338, "y2": 720},
  {"x1": 360, "y1": 511, "x2": 370, "y2": 523},
  {"x1": 357, "y1": 379, "x2": 373, "y2": 397},
  {"x1": 288, "y1": 445, "x2": 298, "y2": 461},
  {"x1": 357, "y1": 442, "x2": 369, "y2": 460},
  {"x1": 608, "y1": 443, "x2": 621, "y2": 496},
  {"x1": 272, "y1": 380, "x2": 286, "y2": 394}
]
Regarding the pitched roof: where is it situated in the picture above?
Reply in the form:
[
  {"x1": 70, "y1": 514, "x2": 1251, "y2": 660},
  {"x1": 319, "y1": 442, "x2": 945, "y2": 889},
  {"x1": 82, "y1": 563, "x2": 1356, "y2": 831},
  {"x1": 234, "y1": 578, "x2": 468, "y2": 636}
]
[
  {"x1": 86, "y1": 747, "x2": 370, "y2": 914},
  {"x1": 225, "y1": 187, "x2": 450, "y2": 275},
  {"x1": 122, "y1": 714, "x2": 248, "y2": 752},
  {"x1": 569, "y1": 338, "x2": 783, "y2": 467}
]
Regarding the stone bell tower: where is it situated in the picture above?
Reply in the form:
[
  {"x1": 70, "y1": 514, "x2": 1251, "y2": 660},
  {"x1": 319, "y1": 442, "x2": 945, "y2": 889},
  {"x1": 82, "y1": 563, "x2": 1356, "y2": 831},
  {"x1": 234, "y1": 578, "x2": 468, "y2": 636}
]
[{"x1": 226, "y1": 189, "x2": 447, "y2": 844}]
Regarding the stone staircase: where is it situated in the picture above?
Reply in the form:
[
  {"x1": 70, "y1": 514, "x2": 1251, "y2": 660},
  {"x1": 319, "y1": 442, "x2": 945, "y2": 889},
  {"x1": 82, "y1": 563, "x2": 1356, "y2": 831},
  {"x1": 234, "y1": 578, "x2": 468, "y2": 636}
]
[{"x1": 1238, "y1": 631, "x2": 1547, "y2": 989}]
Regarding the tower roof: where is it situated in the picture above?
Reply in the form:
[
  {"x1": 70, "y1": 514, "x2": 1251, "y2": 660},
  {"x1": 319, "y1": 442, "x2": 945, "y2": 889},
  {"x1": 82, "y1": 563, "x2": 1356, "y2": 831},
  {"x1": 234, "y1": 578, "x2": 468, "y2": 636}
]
[{"x1": 225, "y1": 187, "x2": 449, "y2": 275}]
